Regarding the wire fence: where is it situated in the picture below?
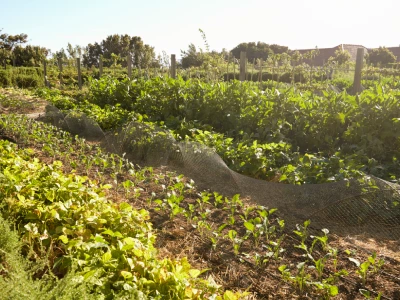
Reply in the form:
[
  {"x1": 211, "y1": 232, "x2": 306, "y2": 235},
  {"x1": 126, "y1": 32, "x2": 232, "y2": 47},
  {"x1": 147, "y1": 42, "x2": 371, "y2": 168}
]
[{"x1": 2, "y1": 54, "x2": 400, "y2": 91}]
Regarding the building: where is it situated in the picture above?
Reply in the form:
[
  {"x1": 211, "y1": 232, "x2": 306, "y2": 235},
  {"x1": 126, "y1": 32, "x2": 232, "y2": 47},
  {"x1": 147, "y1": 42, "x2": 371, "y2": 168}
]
[{"x1": 296, "y1": 44, "x2": 400, "y2": 66}]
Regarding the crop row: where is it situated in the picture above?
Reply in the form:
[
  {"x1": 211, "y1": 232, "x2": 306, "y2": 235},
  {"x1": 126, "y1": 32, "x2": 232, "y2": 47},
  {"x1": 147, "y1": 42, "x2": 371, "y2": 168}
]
[
  {"x1": 0, "y1": 111, "x2": 395, "y2": 298},
  {"x1": 33, "y1": 77, "x2": 400, "y2": 184},
  {"x1": 0, "y1": 115, "x2": 245, "y2": 299}
]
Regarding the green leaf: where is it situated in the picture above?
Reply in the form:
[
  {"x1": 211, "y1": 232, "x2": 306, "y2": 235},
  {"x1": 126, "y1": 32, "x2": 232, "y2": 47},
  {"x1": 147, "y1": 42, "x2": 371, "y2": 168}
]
[
  {"x1": 359, "y1": 289, "x2": 370, "y2": 297},
  {"x1": 102, "y1": 229, "x2": 115, "y2": 236},
  {"x1": 244, "y1": 221, "x2": 255, "y2": 232},
  {"x1": 360, "y1": 261, "x2": 370, "y2": 272},
  {"x1": 59, "y1": 235, "x2": 69, "y2": 244},
  {"x1": 45, "y1": 189, "x2": 55, "y2": 202},
  {"x1": 223, "y1": 290, "x2": 237, "y2": 300},
  {"x1": 329, "y1": 285, "x2": 339, "y2": 296},
  {"x1": 189, "y1": 269, "x2": 201, "y2": 278},
  {"x1": 278, "y1": 265, "x2": 287, "y2": 272},
  {"x1": 102, "y1": 251, "x2": 112, "y2": 263},
  {"x1": 228, "y1": 230, "x2": 237, "y2": 240},
  {"x1": 337, "y1": 112, "x2": 346, "y2": 124},
  {"x1": 121, "y1": 271, "x2": 133, "y2": 279},
  {"x1": 119, "y1": 202, "x2": 132, "y2": 211}
]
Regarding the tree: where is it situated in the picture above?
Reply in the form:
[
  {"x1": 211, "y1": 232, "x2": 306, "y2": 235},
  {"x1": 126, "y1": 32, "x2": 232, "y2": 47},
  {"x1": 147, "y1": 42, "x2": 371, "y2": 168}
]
[
  {"x1": 329, "y1": 49, "x2": 351, "y2": 66},
  {"x1": 81, "y1": 34, "x2": 157, "y2": 69},
  {"x1": 181, "y1": 43, "x2": 205, "y2": 68},
  {"x1": 230, "y1": 42, "x2": 288, "y2": 62},
  {"x1": 367, "y1": 47, "x2": 397, "y2": 67},
  {"x1": 83, "y1": 43, "x2": 102, "y2": 67},
  {"x1": 54, "y1": 48, "x2": 68, "y2": 61},
  {"x1": 0, "y1": 29, "x2": 28, "y2": 66},
  {"x1": 13, "y1": 45, "x2": 49, "y2": 67},
  {"x1": 66, "y1": 43, "x2": 77, "y2": 59}
]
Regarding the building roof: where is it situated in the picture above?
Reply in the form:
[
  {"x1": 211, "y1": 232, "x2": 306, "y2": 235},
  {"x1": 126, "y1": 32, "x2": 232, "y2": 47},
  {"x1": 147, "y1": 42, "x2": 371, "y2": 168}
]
[{"x1": 295, "y1": 44, "x2": 400, "y2": 66}]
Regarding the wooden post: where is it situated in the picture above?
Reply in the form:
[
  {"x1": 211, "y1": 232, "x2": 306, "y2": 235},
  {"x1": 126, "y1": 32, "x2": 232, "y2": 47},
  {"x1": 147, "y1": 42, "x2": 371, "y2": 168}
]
[
  {"x1": 353, "y1": 48, "x2": 364, "y2": 94},
  {"x1": 233, "y1": 59, "x2": 236, "y2": 79},
  {"x1": 239, "y1": 51, "x2": 246, "y2": 81},
  {"x1": 170, "y1": 54, "x2": 176, "y2": 79},
  {"x1": 77, "y1": 57, "x2": 82, "y2": 90},
  {"x1": 299, "y1": 67, "x2": 301, "y2": 84},
  {"x1": 99, "y1": 55, "x2": 103, "y2": 77},
  {"x1": 127, "y1": 54, "x2": 132, "y2": 79},
  {"x1": 258, "y1": 59, "x2": 263, "y2": 83},
  {"x1": 43, "y1": 59, "x2": 48, "y2": 87},
  {"x1": 58, "y1": 57, "x2": 63, "y2": 86},
  {"x1": 251, "y1": 58, "x2": 256, "y2": 81},
  {"x1": 292, "y1": 66, "x2": 295, "y2": 85},
  {"x1": 226, "y1": 57, "x2": 230, "y2": 81}
]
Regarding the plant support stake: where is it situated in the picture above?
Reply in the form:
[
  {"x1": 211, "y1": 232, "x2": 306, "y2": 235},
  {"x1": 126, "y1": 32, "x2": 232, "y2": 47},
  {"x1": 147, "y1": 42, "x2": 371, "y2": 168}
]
[
  {"x1": 353, "y1": 48, "x2": 364, "y2": 94},
  {"x1": 171, "y1": 54, "x2": 176, "y2": 79}
]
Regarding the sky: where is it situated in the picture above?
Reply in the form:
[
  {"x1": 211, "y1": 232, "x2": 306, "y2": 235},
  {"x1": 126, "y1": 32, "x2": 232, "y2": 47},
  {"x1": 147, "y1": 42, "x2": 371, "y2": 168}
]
[{"x1": 1, "y1": 0, "x2": 399, "y2": 58}]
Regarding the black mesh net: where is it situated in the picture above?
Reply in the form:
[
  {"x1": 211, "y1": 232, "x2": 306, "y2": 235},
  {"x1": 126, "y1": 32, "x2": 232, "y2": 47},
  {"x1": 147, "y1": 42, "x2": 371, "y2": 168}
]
[{"x1": 40, "y1": 105, "x2": 400, "y2": 239}]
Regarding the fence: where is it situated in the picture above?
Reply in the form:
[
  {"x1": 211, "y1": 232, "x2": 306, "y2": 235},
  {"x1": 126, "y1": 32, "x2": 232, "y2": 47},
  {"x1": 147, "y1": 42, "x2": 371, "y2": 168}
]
[{"x1": 5, "y1": 48, "x2": 400, "y2": 92}]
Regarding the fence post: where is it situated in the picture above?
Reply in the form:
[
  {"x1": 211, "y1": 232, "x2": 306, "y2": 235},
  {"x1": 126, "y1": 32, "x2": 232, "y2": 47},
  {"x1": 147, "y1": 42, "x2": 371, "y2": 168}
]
[
  {"x1": 99, "y1": 55, "x2": 103, "y2": 77},
  {"x1": 170, "y1": 54, "x2": 176, "y2": 79},
  {"x1": 43, "y1": 59, "x2": 48, "y2": 87},
  {"x1": 226, "y1": 57, "x2": 230, "y2": 81},
  {"x1": 258, "y1": 59, "x2": 263, "y2": 82},
  {"x1": 58, "y1": 57, "x2": 63, "y2": 86},
  {"x1": 240, "y1": 51, "x2": 246, "y2": 81},
  {"x1": 127, "y1": 54, "x2": 132, "y2": 79},
  {"x1": 352, "y1": 48, "x2": 364, "y2": 94},
  {"x1": 77, "y1": 57, "x2": 82, "y2": 90},
  {"x1": 250, "y1": 58, "x2": 256, "y2": 81},
  {"x1": 233, "y1": 59, "x2": 236, "y2": 79}
]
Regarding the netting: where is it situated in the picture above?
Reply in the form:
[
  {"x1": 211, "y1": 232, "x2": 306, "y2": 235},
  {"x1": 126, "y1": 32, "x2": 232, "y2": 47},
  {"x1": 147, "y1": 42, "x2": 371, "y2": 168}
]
[{"x1": 40, "y1": 106, "x2": 400, "y2": 239}]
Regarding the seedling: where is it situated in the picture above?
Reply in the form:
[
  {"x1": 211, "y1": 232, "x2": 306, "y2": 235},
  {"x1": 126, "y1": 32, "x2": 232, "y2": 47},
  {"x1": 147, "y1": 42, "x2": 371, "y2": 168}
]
[
  {"x1": 294, "y1": 220, "x2": 311, "y2": 245},
  {"x1": 226, "y1": 229, "x2": 242, "y2": 255},
  {"x1": 359, "y1": 289, "x2": 382, "y2": 300}
]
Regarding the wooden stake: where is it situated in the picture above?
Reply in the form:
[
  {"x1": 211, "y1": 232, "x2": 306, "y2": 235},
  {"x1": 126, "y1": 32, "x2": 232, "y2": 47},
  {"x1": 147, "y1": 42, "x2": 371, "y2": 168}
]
[
  {"x1": 77, "y1": 57, "x2": 82, "y2": 90},
  {"x1": 43, "y1": 59, "x2": 48, "y2": 87},
  {"x1": 58, "y1": 57, "x2": 63, "y2": 86},
  {"x1": 127, "y1": 54, "x2": 132, "y2": 79},
  {"x1": 240, "y1": 51, "x2": 246, "y2": 81},
  {"x1": 171, "y1": 54, "x2": 176, "y2": 79},
  {"x1": 352, "y1": 48, "x2": 364, "y2": 94},
  {"x1": 99, "y1": 55, "x2": 103, "y2": 77}
]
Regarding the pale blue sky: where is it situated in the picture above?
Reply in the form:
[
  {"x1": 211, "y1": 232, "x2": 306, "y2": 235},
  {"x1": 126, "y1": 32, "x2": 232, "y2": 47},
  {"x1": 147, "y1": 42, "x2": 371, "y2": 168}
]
[{"x1": 1, "y1": 0, "x2": 399, "y2": 58}]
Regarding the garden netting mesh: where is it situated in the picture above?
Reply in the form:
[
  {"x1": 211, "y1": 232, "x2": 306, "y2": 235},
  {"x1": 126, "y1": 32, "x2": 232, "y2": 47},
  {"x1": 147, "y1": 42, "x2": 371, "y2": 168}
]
[{"x1": 39, "y1": 105, "x2": 400, "y2": 240}]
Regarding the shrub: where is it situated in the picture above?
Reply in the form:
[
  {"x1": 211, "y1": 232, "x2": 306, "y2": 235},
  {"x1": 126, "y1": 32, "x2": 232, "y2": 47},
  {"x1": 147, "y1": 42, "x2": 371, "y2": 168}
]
[
  {"x1": 331, "y1": 78, "x2": 353, "y2": 91},
  {"x1": 14, "y1": 74, "x2": 41, "y2": 88},
  {"x1": 0, "y1": 69, "x2": 12, "y2": 87},
  {"x1": 367, "y1": 47, "x2": 397, "y2": 67}
]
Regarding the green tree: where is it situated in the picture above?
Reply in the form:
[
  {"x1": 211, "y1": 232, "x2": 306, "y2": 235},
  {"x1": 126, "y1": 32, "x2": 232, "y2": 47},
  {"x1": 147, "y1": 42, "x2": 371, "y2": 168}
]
[
  {"x1": 66, "y1": 43, "x2": 85, "y2": 66},
  {"x1": 13, "y1": 45, "x2": 49, "y2": 67},
  {"x1": 0, "y1": 29, "x2": 28, "y2": 67},
  {"x1": 81, "y1": 34, "x2": 157, "y2": 69},
  {"x1": 66, "y1": 42, "x2": 77, "y2": 59},
  {"x1": 83, "y1": 43, "x2": 102, "y2": 67},
  {"x1": 329, "y1": 49, "x2": 351, "y2": 66},
  {"x1": 230, "y1": 42, "x2": 288, "y2": 62},
  {"x1": 181, "y1": 43, "x2": 205, "y2": 68},
  {"x1": 54, "y1": 48, "x2": 68, "y2": 61},
  {"x1": 367, "y1": 47, "x2": 397, "y2": 67}
]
